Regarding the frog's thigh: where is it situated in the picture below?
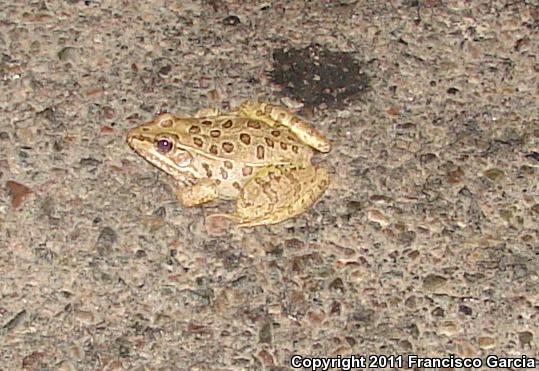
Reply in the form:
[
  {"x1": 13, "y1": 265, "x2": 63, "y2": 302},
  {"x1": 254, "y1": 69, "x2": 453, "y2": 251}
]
[
  {"x1": 238, "y1": 101, "x2": 331, "y2": 153},
  {"x1": 235, "y1": 164, "x2": 330, "y2": 227},
  {"x1": 176, "y1": 179, "x2": 218, "y2": 207},
  {"x1": 194, "y1": 107, "x2": 220, "y2": 118}
]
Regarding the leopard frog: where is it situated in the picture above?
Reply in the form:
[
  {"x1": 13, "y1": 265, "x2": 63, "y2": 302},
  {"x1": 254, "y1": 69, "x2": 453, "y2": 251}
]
[{"x1": 127, "y1": 101, "x2": 331, "y2": 227}]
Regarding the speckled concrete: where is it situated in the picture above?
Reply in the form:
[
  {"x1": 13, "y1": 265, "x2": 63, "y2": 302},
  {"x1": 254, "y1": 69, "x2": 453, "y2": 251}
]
[{"x1": 1, "y1": 1, "x2": 538, "y2": 370}]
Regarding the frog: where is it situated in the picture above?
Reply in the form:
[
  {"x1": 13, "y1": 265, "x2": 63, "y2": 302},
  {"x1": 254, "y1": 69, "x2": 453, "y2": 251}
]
[{"x1": 126, "y1": 101, "x2": 331, "y2": 227}]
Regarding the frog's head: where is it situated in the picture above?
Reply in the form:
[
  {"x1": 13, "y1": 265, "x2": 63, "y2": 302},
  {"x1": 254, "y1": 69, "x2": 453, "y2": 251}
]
[{"x1": 127, "y1": 113, "x2": 194, "y2": 180}]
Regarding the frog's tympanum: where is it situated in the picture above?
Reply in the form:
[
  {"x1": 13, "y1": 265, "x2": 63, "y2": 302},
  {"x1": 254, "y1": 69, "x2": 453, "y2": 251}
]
[{"x1": 127, "y1": 101, "x2": 331, "y2": 227}]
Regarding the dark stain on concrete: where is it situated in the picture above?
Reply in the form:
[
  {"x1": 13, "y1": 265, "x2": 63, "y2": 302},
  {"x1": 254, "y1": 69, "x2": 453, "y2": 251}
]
[{"x1": 270, "y1": 44, "x2": 369, "y2": 109}]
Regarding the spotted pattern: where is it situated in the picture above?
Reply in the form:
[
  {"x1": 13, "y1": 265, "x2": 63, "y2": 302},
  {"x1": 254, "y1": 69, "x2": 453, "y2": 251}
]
[
  {"x1": 280, "y1": 142, "x2": 288, "y2": 150},
  {"x1": 271, "y1": 130, "x2": 281, "y2": 137},
  {"x1": 210, "y1": 130, "x2": 221, "y2": 138},
  {"x1": 160, "y1": 119, "x2": 173, "y2": 128},
  {"x1": 222, "y1": 142, "x2": 234, "y2": 153},
  {"x1": 240, "y1": 133, "x2": 251, "y2": 145},
  {"x1": 265, "y1": 137, "x2": 274, "y2": 147},
  {"x1": 256, "y1": 145, "x2": 265, "y2": 159},
  {"x1": 209, "y1": 144, "x2": 218, "y2": 155},
  {"x1": 193, "y1": 137, "x2": 203, "y2": 147},
  {"x1": 189, "y1": 125, "x2": 201, "y2": 134},
  {"x1": 247, "y1": 120, "x2": 261, "y2": 129},
  {"x1": 292, "y1": 145, "x2": 298, "y2": 153},
  {"x1": 232, "y1": 181, "x2": 242, "y2": 190},
  {"x1": 222, "y1": 119, "x2": 233, "y2": 128},
  {"x1": 220, "y1": 167, "x2": 228, "y2": 180},
  {"x1": 224, "y1": 160, "x2": 233, "y2": 169},
  {"x1": 202, "y1": 163, "x2": 212, "y2": 177},
  {"x1": 242, "y1": 165, "x2": 253, "y2": 176},
  {"x1": 269, "y1": 172, "x2": 282, "y2": 182},
  {"x1": 201, "y1": 120, "x2": 212, "y2": 126}
]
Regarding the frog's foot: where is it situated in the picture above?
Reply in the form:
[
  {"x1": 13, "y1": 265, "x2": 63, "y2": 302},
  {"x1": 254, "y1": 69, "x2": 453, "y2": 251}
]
[
  {"x1": 194, "y1": 107, "x2": 220, "y2": 118},
  {"x1": 176, "y1": 179, "x2": 219, "y2": 207},
  {"x1": 238, "y1": 101, "x2": 331, "y2": 153},
  {"x1": 231, "y1": 164, "x2": 330, "y2": 227}
]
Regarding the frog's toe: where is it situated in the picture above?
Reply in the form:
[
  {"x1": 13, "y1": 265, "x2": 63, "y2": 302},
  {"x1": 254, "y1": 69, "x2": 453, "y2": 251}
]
[{"x1": 194, "y1": 107, "x2": 220, "y2": 118}]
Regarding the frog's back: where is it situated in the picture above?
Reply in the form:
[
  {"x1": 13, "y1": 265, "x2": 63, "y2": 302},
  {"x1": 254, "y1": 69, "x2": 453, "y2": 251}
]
[{"x1": 174, "y1": 116, "x2": 312, "y2": 165}]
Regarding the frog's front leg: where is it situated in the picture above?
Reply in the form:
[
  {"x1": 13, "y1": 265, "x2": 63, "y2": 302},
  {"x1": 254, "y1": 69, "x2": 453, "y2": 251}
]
[
  {"x1": 238, "y1": 101, "x2": 331, "y2": 153},
  {"x1": 175, "y1": 178, "x2": 219, "y2": 207},
  {"x1": 228, "y1": 164, "x2": 330, "y2": 227}
]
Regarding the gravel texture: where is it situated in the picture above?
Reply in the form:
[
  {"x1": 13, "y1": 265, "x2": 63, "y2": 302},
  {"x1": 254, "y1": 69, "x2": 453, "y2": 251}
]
[{"x1": 1, "y1": 1, "x2": 538, "y2": 370}]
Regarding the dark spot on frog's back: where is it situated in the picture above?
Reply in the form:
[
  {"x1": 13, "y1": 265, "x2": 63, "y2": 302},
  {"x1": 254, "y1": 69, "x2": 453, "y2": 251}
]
[
  {"x1": 193, "y1": 137, "x2": 204, "y2": 147},
  {"x1": 240, "y1": 133, "x2": 251, "y2": 145},
  {"x1": 247, "y1": 120, "x2": 261, "y2": 129},
  {"x1": 160, "y1": 119, "x2": 173, "y2": 128},
  {"x1": 209, "y1": 144, "x2": 219, "y2": 155},
  {"x1": 256, "y1": 145, "x2": 265, "y2": 159},
  {"x1": 189, "y1": 125, "x2": 201, "y2": 134},
  {"x1": 265, "y1": 137, "x2": 274, "y2": 147},
  {"x1": 210, "y1": 129, "x2": 221, "y2": 138},
  {"x1": 222, "y1": 119, "x2": 233, "y2": 128},
  {"x1": 222, "y1": 142, "x2": 234, "y2": 153}
]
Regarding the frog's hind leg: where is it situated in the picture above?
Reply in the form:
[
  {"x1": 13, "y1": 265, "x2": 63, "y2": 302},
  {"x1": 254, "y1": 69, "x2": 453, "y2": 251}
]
[
  {"x1": 238, "y1": 101, "x2": 331, "y2": 153},
  {"x1": 231, "y1": 164, "x2": 330, "y2": 227}
]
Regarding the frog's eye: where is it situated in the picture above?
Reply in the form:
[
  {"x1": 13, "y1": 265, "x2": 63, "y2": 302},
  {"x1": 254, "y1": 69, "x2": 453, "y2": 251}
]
[{"x1": 156, "y1": 139, "x2": 173, "y2": 153}]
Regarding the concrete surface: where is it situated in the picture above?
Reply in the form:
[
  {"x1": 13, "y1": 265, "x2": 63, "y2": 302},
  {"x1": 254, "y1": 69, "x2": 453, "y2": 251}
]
[{"x1": 0, "y1": 1, "x2": 538, "y2": 369}]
